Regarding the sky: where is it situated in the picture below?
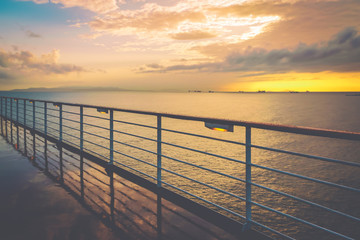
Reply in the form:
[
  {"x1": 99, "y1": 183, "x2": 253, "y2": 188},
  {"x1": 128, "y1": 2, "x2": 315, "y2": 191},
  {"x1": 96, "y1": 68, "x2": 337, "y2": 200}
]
[{"x1": 0, "y1": 0, "x2": 359, "y2": 92}]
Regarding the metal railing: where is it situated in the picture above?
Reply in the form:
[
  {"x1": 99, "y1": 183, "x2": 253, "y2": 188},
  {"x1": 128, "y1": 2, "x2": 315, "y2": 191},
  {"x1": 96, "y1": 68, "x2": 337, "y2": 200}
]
[{"x1": 0, "y1": 96, "x2": 359, "y2": 239}]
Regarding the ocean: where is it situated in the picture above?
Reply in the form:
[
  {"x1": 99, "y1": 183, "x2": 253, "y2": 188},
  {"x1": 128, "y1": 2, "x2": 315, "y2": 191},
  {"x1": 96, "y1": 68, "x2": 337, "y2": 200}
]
[{"x1": 0, "y1": 91, "x2": 359, "y2": 239}]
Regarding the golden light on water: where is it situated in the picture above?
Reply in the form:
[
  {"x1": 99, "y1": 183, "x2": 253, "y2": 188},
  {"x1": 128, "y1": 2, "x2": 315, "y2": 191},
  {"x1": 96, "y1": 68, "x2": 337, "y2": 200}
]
[{"x1": 225, "y1": 72, "x2": 360, "y2": 92}]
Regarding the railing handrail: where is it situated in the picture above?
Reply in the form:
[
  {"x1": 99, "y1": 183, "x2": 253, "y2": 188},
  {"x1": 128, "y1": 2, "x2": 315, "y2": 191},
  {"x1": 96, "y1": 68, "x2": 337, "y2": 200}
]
[{"x1": 1, "y1": 96, "x2": 359, "y2": 141}]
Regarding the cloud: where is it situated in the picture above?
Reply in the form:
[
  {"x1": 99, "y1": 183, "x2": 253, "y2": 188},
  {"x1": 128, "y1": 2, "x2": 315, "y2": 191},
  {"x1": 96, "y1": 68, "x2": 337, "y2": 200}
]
[
  {"x1": 26, "y1": 30, "x2": 42, "y2": 38},
  {"x1": 137, "y1": 27, "x2": 360, "y2": 74},
  {"x1": 78, "y1": 33, "x2": 102, "y2": 40},
  {"x1": 170, "y1": 30, "x2": 217, "y2": 40},
  {"x1": 0, "y1": 48, "x2": 86, "y2": 75},
  {"x1": 87, "y1": 1, "x2": 279, "y2": 42},
  {"x1": 0, "y1": 70, "x2": 14, "y2": 80},
  {"x1": 89, "y1": 8, "x2": 206, "y2": 32},
  {"x1": 22, "y1": 0, "x2": 121, "y2": 13},
  {"x1": 194, "y1": 0, "x2": 360, "y2": 58}
]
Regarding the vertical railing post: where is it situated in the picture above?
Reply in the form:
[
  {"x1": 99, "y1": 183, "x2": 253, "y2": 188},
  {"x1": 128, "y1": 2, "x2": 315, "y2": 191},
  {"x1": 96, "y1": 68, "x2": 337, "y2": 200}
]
[
  {"x1": 44, "y1": 102, "x2": 48, "y2": 170},
  {"x1": 0, "y1": 97, "x2": 3, "y2": 136},
  {"x1": 80, "y1": 106, "x2": 84, "y2": 199},
  {"x1": 32, "y1": 100, "x2": 35, "y2": 130},
  {"x1": 5, "y1": 98, "x2": 8, "y2": 141},
  {"x1": 59, "y1": 104, "x2": 63, "y2": 182},
  {"x1": 243, "y1": 126, "x2": 252, "y2": 231},
  {"x1": 24, "y1": 100, "x2": 27, "y2": 155},
  {"x1": 10, "y1": 98, "x2": 13, "y2": 144},
  {"x1": 16, "y1": 99, "x2": 19, "y2": 149},
  {"x1": 109, "y1": 109, "x2": 115, "y2": 224},
  {"x1": 157, "y1": 115, "x2": 162, "y2": 188},
  {"x1": 109, "y1": 109, "x2": 114, "y2": 164},
  {"x1": 32, "y1": 100, "x2": 35, "y2": 159}
]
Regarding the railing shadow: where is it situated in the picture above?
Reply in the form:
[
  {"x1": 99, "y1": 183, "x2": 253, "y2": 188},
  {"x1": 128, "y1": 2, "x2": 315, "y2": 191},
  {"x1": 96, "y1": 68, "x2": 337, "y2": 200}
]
[{"x1": 0, "y1": 116, "x2": 239, "y2": 240}]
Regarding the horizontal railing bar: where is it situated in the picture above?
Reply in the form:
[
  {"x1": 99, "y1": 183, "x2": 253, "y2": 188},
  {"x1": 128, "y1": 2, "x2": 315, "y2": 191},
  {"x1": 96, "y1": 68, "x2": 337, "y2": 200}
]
[
  {"x1": 34, "y1": 116, "x2": 45, "y2": 121},
  {"x1": 162, "y1": 181, "x2": 246, "y2": 220},
  {"x1": 34, "y1": 110, "x2": 44, "y2": 115},
  {"x1": 251, "y1": 144, "x2": 360, "y2": 168},
  {"x1": 24, "y1": 113, "x2": 35, "y2": 118},
  {"x1": 46, "y1": 108, "x2": 60, "y2": 112},
  {"x1": 112, "y1": 149, "x2": 157, "y2": 168},
  {"x1": 83, "y1": 122, "x2": 110, "y2": 131},
  {"x1": 4, "y1": 96, "x2": 359, "y2": 140},
  {"x1": 62, "y1": 117, "x2": 80, "y2": 124},
  {"x1": 113, "y1": 160, "x2": 157, "y2": 181},
  {"x1": 251, "y1": 182, "x2": 360, "y2": 222},
  {"x1": 47, "y1": 125, "x2": 60, "y2": 133},
  {"x1": 62, "y1": 124, "x2": 80, "y2": 132},
  {"x1": 161, "y1": 153, "x2": 246, "y2": 184},
  {"x1": 62, "y1": 131, "x2": 81, "y2": 140},
  {"x1": 83, "y1": 139, "x2": 109, "y2": 151},
  {"x1": 162, "y1": 127, "x2": 246, "y2": 146},
  {"x1": 161, "y1": 140, "x2": 246, "y2": 165},
  {"x1": 46, "y1": 113, "x2": 59, "y2": 118},
  {"x1": 62, "y1": 110, "x2": 80, "y2": 116},
  {"x1": 83, "y1": 113, "x2": 108, "y2": 121},
  {"x1": 112, "y1": 139, "x2": 157, "y2": 156},
  {"x1": 113, "y1": 129, "x2": 157, "y2": 143},
  {"x1": 251, "y1": 201, "x2": 352, "y2": 240},
  {"x1": 83, "y1": 130, "x2": 109, "y2": 141},
  {"x1": 162, "y1": 167, "x2": 246, "y2": 202},
  {"x1": 113, "y1": 119, "x2": 156, "y2": 129},
  {"x1": 251, "y1": 163, "x2": 360, "y2": 193}
]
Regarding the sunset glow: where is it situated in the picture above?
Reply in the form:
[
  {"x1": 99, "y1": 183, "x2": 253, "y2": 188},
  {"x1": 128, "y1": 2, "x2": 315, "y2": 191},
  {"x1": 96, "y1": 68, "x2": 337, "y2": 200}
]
[{"x1": 0, "y1": 0, "x2": 359, "y2": 91}]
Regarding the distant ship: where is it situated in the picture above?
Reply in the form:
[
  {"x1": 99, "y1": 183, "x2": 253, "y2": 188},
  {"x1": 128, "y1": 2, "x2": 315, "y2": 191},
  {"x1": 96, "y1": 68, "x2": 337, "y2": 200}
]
[
  {"x1": 257, "y1": 90, "x2": 266, "y2": 93},
  {"x1": 289, "y1": 91, "x2": 299, "y2": 93}
]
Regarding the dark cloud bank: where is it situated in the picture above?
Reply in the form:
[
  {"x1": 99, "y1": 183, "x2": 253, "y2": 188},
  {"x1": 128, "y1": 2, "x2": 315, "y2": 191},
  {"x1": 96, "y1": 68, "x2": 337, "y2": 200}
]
[{"x1": 141, "y1": 27, "x2": 360, "y2": 74}]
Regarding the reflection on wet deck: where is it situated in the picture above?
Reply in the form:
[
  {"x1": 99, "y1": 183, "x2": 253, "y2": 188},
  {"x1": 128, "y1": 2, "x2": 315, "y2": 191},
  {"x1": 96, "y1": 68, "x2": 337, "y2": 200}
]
[{"x1": 0, "y1": 124, "x2": 260, "y2": 240}]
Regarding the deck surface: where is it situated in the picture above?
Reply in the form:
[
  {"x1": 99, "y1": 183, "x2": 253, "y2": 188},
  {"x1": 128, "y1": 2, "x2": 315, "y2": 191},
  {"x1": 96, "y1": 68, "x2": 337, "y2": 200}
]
[{"x1": 0, "y1": 136, "x2": 245, "y2": 240}]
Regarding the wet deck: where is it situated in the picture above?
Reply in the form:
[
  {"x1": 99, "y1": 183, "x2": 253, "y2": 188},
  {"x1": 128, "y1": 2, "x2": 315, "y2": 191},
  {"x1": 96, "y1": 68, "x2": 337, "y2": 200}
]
[{"x1": 0, "y1": 137, "x2": 260, "y2": 240}]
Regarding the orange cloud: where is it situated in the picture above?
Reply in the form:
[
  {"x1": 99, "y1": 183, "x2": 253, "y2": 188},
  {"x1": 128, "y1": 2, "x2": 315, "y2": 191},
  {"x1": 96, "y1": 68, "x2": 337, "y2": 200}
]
[
  {"x1": 170, "y1": 30, "x2": 217, "y2": 40},
  {"x1": 89, "y1": 9, "x2": 206, "y2": 32}
]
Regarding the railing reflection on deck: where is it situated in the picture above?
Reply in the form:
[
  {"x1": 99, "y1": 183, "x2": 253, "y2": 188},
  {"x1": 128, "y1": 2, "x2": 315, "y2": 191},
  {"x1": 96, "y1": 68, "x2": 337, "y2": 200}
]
[
  {"x1": 0, "y1": 96, "x2": 359, "y2": 240},
  {"x1": 0, "y1": 124, "x2": 237, "y2": 240}
]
